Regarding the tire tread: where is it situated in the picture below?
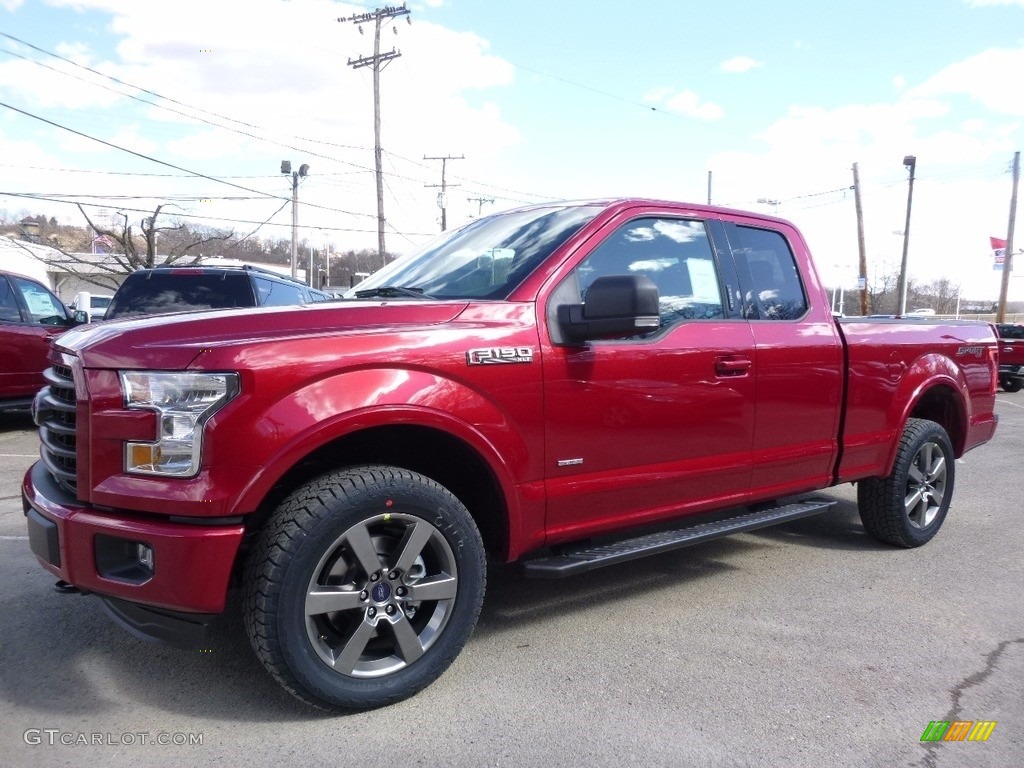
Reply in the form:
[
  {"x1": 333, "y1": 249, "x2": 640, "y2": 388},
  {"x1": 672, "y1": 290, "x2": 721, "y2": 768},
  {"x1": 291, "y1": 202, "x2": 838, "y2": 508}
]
[{"x1": 242, "y1": 464, "x2": 485, "y2": 711}]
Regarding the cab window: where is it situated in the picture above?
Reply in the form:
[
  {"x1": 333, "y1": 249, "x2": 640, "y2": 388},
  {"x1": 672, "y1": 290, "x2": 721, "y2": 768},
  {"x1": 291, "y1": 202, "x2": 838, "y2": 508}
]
[
  {"x1": 573, "y1": 217, "x2": 725, "y2": 334},
  {"x1": 731, "y1": 226, "x2": 808, "y2": 320}
]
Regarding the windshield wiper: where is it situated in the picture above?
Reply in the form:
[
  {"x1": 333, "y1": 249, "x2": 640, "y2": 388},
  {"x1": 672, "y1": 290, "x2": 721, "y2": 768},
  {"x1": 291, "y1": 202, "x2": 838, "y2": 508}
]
[{"x1": 353, "y1": 285, "x2": 435, "y2": 300}]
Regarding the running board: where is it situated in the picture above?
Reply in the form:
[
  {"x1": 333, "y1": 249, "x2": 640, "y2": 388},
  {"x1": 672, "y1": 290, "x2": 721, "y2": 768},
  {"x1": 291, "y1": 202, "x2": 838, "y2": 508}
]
[{"x1": 522, "y1": 499, "x2": 836, "y2": 578}]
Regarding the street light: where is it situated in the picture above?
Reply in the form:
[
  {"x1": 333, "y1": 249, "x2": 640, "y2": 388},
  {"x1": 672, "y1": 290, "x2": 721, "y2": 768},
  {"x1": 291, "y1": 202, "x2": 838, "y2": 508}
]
[
  {"x1": 896, "y1": 155, "x2": 916, "y2": 316},
  {"x1": 281, "y1": 160, "x2": 309, "y2": 281}
]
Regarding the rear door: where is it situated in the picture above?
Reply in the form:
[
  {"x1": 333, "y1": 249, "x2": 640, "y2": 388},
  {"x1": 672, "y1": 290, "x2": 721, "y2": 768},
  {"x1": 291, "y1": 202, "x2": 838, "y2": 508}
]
[
  {"x1": 720, "y1": 219, "x2": 844, "y2": 499},
  {"x1": 540, "y1": 209, "x2": 756, "y2": 543}
]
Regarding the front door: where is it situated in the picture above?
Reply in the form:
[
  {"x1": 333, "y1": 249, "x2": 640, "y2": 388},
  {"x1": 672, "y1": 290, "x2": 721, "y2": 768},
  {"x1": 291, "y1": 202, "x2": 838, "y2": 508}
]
[{"x1": 541, "y1": 212, "x2": 756, "y2": 544}]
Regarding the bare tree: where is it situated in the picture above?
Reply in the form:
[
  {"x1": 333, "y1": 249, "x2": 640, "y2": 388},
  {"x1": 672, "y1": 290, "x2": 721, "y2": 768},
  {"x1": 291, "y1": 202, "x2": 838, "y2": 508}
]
[
  {"x1": 39, "y1": 205, "x2": 234, "y2": 292},
  {"x1": 914, "y1": 278, "x2": 960, "y2": 315}
]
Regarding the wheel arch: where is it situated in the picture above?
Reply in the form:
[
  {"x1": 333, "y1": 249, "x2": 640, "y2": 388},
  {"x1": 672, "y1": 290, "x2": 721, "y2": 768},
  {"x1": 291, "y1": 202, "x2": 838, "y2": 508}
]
[
  {"x1": 884, "y1": 353, "x2": 970, "y2": 474},
  {"x1": 236, "y1": 420, "x2": 521, "y2": 564}
]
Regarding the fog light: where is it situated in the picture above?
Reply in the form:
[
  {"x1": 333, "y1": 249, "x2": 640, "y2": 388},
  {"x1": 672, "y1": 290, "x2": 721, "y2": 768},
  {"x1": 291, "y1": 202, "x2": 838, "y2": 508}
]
[
  {"x1": 137, "y1": 543, "x2": 154, "y2": 571},
  {"x1": 95, "y1": 535, "x2": 155, "y2": 584}
]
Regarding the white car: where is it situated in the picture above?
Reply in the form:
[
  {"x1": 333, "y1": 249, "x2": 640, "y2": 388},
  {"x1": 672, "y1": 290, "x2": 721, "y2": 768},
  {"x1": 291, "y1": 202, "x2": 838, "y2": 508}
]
[{"x1": 68, "y1": 291, "x2": 114, "y2": 322}]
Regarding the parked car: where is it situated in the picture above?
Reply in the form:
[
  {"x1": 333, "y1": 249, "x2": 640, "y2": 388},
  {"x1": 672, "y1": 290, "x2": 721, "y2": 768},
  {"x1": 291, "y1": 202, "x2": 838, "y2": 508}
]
[
  {"x1": 0, "y1": 270, "x2": 78, "y2": 411},
  {"x1": 67, "y1": 292, "x2": 114, "y2": 323},
  {"x1": 995, "y1": 322, "x2": 1024, "y2": 392},
  {"x1": 103, "y1": 264, "x2": 332, "y2": 320}
]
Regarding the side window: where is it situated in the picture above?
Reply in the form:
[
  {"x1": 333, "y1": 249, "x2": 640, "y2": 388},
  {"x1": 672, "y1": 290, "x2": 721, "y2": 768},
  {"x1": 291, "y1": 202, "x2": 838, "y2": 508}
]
[
  {"x1": 574, "y1": 217, "x2": 725, "y2": 333},
  {"x1": 9, "y1": 276, "x2": 68, "y2": 325},
  {"x1": 0, "y1": 277, "x2": 23, "y2": 322},
  {"x1": 733, "y1": 226, "x2": 807, "y2": 320},
  {"x1": 254, "y1": 276, "x2": 305, "y2": 307}
]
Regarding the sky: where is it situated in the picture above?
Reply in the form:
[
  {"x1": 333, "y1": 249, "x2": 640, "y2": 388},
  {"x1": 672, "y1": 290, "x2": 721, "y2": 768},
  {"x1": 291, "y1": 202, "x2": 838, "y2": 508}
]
[{"x1": 1, "y1": 0, "x2": 1022, "y2": 302}]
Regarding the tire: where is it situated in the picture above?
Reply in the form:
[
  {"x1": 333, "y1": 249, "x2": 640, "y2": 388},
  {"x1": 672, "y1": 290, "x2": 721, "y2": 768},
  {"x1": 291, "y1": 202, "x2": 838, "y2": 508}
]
[
  {"x1": 244, "y1": 465, "x2": 486, "y2": 711},
  {"x1": 857, "y1": 418, "x2": 955, "y2": 548},
  {"x1": 1001, "y1": 378, "x2": 1023, "y2": 393}
]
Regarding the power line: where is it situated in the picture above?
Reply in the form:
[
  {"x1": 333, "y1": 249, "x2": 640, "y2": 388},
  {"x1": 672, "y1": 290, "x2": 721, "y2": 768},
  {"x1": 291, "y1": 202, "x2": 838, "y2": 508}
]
[
  {"x1": 1, "y1": 32, "x2": 560, "y2": 208},
  {"x1": 0, "y1": 190, "x2": 437, "y2": 236},
  {"x1": 0, "y1": 35, "x2": 379, "y2": 175},
  {"x1": 0, "y1": 100, "x2": 281, "y2": 198},
  {"x1": 0, "y1": 100, "x2": 380, "y2": 220}
]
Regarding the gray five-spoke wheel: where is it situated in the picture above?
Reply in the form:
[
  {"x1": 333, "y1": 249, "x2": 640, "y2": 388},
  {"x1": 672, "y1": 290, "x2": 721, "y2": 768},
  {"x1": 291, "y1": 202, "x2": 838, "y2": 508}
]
[
  {"x1": 858, "y1": 418, "x2": 955, "y2": 548},
  {"x1": 304, "y1": 512, "x2": 458, "y2": 678},
  {"x1": 904, "y1": 440, "x2": 947, "y2": 530},
  {"x1": 245, "y1": 466, "x2": 485, "y2": 710}
]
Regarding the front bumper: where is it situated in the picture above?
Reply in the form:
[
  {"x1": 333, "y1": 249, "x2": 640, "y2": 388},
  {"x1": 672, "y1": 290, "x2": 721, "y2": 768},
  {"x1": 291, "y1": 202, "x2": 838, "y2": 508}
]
[{"x1": 22, "y1": 461, "x2": 246, "y2": 620}]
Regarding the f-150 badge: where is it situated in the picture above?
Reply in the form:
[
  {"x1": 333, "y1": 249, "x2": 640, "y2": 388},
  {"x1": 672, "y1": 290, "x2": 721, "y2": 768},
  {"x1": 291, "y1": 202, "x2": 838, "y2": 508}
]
[{"x1": 466, "y1": 347, "x2": 534, "y2": 365}]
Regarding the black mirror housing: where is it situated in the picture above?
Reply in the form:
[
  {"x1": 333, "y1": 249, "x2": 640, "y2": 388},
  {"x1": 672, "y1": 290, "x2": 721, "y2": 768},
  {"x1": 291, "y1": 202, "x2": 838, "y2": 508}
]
[{"x1": 557, "y1": 275, "x2": 660, "y2": 342}]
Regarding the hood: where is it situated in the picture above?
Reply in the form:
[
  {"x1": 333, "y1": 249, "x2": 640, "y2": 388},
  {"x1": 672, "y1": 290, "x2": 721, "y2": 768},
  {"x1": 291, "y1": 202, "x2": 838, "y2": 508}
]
[{"x1": 57, "y1": 300, "x2": 470, "y2": 370}]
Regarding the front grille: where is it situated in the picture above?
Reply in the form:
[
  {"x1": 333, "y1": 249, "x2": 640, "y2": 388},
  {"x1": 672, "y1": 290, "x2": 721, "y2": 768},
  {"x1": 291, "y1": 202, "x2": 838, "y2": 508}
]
[{"x1": 37, "y1": 363, "x2": 78, "y2": 494}]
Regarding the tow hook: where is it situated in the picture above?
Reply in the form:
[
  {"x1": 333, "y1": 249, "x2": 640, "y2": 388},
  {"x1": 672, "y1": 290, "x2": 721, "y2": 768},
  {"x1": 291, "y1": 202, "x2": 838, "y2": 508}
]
[{"x1": 53, "y1": 580, "x2": 80, "y2": 594}]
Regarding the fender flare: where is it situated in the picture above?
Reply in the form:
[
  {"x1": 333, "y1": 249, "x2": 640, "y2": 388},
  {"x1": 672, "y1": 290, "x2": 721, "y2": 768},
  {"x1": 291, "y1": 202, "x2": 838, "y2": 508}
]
[
  {"x1": 224, "y1": 367, "x2": 532, "y2": 544},
  {"x1": 882, "y1": 353, "x2": 969, "y2": 474}
]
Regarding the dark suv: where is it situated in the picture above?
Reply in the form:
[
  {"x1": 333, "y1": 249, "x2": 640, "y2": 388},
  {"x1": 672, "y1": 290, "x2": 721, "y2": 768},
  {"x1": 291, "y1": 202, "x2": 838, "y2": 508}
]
[{"x1": 104, "y1": 264, "x2": 331, "y2": 320}]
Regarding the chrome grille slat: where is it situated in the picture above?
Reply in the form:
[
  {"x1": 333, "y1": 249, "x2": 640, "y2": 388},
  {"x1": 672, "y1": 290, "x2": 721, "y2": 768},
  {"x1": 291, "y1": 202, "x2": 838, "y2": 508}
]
[{"x1": 37, "y1": 363, "x2": 78, "y2": 495}]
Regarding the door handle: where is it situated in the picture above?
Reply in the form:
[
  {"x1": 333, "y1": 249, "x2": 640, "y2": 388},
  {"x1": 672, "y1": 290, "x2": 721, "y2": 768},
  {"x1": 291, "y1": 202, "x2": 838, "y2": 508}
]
[{"x1": 715, "y1": 356, "x2": 752, "y2": 376}]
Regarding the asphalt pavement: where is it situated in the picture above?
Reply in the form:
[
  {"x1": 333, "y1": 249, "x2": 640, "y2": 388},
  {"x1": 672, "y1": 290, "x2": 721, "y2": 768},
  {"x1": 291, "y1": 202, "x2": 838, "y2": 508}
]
[{"x1": 1, "y1": 399, "x2": 1021, "y2": 768}]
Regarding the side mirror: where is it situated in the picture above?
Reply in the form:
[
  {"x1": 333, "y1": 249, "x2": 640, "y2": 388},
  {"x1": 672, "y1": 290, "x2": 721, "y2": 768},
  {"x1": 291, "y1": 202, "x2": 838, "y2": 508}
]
[
  {"x1": 557, "y1": 275, "x2": 660, "y2": 343},
  {"x1": 73, "y1": 309, "x2": 91, "y2": 325}
]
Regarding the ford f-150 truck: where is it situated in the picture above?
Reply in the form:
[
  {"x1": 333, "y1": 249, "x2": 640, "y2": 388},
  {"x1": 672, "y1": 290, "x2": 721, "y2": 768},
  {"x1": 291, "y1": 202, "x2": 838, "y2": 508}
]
[
  {"x1": 23, "y1": 199, "x2": 999, "y2": 711},
  {"x1": 995, "y1": 322, "x2": 1024, "y2": 392}
]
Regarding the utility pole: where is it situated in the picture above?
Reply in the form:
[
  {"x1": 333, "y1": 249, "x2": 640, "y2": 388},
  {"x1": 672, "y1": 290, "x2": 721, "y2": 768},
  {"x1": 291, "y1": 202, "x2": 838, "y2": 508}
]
[
  {"x1": 852, "y1": 162, "x2": 869, "y2": 315},
  {"x1": 467, "y1": 196, "x2": 494, "y2": 217},
  {"x1": 424, "y1": 154, "x2": 463, "y2": 231},
  {"x1": 896, "y1": 155, "x2": 917, "y2": 316},
  {"x1": 996, "y1": 151, "x2": 1020, "y2": 323},
  {"x1": 340, "y1": 4, "x2": 411, "y2": 270},
  {"x1": 281, "y1": 160, "x2": 309, "y2": 280}
]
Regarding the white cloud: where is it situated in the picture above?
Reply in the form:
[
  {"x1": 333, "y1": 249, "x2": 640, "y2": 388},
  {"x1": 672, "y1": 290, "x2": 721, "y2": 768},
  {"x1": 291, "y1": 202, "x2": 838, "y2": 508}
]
[
  {"x1": 911, "y1": 47, "x2": 1024, "y2": 115},
  {"x1": 642, "y1": 86, "x2": 674, "y2": 103},
  {"x1": 720, "y1": 56, "x2": 763, "y2": 73},
  {"x1": 966, "y1": 0, "x2": 1024, "y2": 6},
  {"x1": 645, "y1": 88, "x2": 724, "y2": 120},
  {"x1": 4, "y1": 0, "x2": 522, "y2": 246},
  {"x1": 0, "y1": 0, "x2": 24, "y2": 10},
  {"x1": 110, "y1": 125, "x2": 160, "y2": 156}
]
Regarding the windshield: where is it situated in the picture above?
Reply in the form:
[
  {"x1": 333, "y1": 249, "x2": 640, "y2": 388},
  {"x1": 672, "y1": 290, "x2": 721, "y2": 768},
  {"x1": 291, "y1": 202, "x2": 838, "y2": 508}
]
[{"x1": 345, "y1": 204, "x2": 602, "y2": 300}]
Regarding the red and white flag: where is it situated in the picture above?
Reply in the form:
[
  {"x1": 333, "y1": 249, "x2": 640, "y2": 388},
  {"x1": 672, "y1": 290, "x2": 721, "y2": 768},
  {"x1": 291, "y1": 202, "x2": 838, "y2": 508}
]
[{"x1": 992, "y1": 236, "x2": 1007, "y2": 270}]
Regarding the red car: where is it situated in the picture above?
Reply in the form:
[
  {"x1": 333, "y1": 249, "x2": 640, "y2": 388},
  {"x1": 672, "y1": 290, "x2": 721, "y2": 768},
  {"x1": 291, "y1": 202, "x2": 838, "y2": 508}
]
[
  {"x1": 995, "y1": 323, "x2": 1024, "y2": 392},
  {"x1": 0, "y1": 270, "x2": 77, "y2": 411}
]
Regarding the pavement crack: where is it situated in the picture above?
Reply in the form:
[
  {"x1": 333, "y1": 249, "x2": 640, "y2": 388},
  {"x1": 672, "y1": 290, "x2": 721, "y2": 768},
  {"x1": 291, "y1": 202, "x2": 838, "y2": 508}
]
[{"x1": 919, "y1": 637, "x2": 1024, "y2": 768}]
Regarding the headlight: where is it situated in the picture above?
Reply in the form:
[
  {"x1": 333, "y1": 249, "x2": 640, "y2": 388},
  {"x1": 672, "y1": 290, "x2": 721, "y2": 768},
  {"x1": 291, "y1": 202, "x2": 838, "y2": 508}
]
[{"x1": 121, "y1": 371, "x2": 239, "y2": 477}]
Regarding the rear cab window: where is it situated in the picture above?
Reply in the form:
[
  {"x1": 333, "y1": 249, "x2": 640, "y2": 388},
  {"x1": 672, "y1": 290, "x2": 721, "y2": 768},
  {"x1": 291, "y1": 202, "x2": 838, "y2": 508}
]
[
  {"x1": 729, "y1": 226, "x2": 808, "y2": 320},
  {"x1": 106, "y1": 272, "x2": 256, "y2": 318}
]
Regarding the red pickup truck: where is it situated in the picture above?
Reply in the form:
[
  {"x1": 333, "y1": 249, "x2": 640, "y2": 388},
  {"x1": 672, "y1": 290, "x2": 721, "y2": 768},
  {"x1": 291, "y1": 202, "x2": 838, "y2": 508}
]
[
  {"x1": 995, "y1": 323, "x2": 1024, "y2": 392},
  {"x1": 23, "y1": 199, "x2": 999, "y2": 710}
]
